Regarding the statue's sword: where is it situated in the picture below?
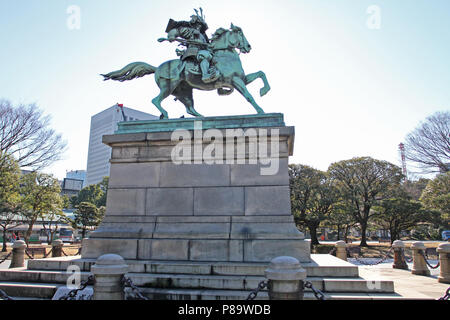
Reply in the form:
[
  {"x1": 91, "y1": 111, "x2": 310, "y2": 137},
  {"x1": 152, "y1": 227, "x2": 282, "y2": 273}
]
[{"x1": 157, "y1": 37, "x2": 211, "y2": 48}]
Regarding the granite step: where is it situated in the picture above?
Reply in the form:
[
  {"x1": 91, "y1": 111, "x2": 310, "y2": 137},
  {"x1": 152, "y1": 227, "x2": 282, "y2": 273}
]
[
  {"x1": 127, "y1": 287, "x2": 404, "y2": 300},
  {"x1": 0, "y1": 268, "x2": 393, "y2": 293},
  {"x1": 0, "y1": 281, "x2": 60, "y2": 299},
  {"x1": 126, "y1": 273, "x2": 394, "y2": 293},
  {"x1": 0, "y1": 268, "x2": 91, "y2": 284},
  {"x1": 26, "y1": 254, "x2": 359, "y2": 278}
]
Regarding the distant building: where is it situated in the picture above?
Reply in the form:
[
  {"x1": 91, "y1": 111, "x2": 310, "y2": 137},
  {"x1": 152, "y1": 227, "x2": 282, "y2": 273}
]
[
  {"x1": 66, "y1": 170, "x2": 86, "y2": 188},
  {"x1": 85, "y1": 104, "x2": 158, "y2": 186},
  {"x1": 60, "y1": 178, "x2": 84, "y2": 197}
]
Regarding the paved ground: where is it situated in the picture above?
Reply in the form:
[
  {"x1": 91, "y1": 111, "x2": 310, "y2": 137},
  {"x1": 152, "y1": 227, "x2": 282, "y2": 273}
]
[{"x1": 355, "y1": 260, "x2": 449, "y2": 299}]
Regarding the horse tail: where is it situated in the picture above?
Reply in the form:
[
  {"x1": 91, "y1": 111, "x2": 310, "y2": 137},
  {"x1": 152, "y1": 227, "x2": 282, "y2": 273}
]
[{"x1": 101, "y1": 62, "x2": 157, "y2": 82}]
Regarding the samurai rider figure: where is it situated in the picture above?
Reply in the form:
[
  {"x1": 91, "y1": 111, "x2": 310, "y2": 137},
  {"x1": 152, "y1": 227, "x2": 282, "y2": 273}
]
[{"x1": 164, "y1": 8, "x2": 219, "y2": 83}]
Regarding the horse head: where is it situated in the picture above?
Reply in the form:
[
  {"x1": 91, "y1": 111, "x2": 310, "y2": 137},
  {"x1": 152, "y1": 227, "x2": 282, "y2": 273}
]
[{"x1": 211, "y1": 24, "x2": 252, "y2": 53}]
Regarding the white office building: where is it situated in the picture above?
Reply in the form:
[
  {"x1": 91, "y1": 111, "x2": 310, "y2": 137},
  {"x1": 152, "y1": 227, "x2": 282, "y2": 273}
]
[
  {"x1": 85, "y1": 104, "x2": 158, "y2": 186},
  {"x1": 66, "y1": 170, "x2": 86, "y2": 187}
]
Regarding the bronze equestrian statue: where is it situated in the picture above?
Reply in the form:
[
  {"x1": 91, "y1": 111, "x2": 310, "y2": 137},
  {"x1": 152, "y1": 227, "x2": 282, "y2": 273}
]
[{"x1": 101, "y1": 8, "x2": 270, "y2": 119}]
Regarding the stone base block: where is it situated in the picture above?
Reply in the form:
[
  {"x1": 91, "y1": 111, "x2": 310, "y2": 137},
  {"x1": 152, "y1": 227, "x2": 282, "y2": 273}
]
[{"x1": 82, "y1": 237, "x2": 310, "y2": 263}]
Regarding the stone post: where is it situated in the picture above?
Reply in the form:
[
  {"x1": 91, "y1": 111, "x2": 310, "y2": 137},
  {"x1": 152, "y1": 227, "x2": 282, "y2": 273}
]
[
  {"x1": 51, "y1": 239, "x2": 64, "y2": 257},
  {"x1": 9, "y1": 240, "x2": 26, "y2": 268},
  {"x1": 335, "y1": 240, "x2": 347, "y2": 261},
  {"x1": 411, "y1": 241, "x2": 430, "y2": 276},
  {"x1": 91, "y1": 254, "x2": 129, "y2": 300},
  {"x1": 265, "y1": 256, "x2": 307, "y2": 300},
  {"x1": 437, "y1": 243, "x2": 450, "y2": 284},
  {"x1": 392, "y1": 240, "x2": 408, "y2": 270}
]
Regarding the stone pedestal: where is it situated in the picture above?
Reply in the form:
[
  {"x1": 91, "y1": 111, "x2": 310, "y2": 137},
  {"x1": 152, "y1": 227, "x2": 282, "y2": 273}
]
[
  {"x1": 265, "y1": 256, "x2": 306, "y2": 300},
  {"x1": 437, "y1": 243, "x2": 450, "y2": 284},
  {"x1": 52, "y1": 239, "x2": 64, "y2": 258},
  {"x1": 411, "y1": 241, "x2": 430, "y2": 276},
  {"x1": 9, "y1": 240, "x2": 26, "y2": 268},
  {"x1": 91, "y1": 254, "x2": 128, "y2": 300},
  {"x1": 392, "y1": 240, "x2": 408, "y2": 270},
  {"x1": 82, "y1": 113, "x2": 310, "y2": 263},
  {"x1": 335, "y1": 240, "x2": 347, "y2": 261}
]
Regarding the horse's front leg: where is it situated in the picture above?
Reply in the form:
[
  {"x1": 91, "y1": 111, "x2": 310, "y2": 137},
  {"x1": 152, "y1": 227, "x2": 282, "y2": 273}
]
[
  {"x1": 232, "y1": 76, "x2": 265, "y2": 114},
  {"x1": 244, "y1": 71, "x2": 271, "y2": 97}
]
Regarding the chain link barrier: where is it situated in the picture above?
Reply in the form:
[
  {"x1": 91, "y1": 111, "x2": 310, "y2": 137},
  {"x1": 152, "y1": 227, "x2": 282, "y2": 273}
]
[
  {"x1": 24, "y1": 249, "x2": 35, "y2": 260},
  {"x1": 0, "y1": 289, "x2": 14, "y2": 300},
  {"x1": 122, "y1": 276, "x2": 149, "y2": 300},
  {"x1": 246, "y1": 279, "x2": 326, "y2": 301},
  {"x1": 304, "y1": 280, "x2": 326, "y2": 300},
  {"x1": 347, "y1": 247, "x2": 394, "y2": 266},
  {"x1": 403, "y1": 248, "x2": 413, "y2": 263},
  {"x1": 328, "y1": 247, "x2": 337, "y2": 256},
  {"x1": 43, "y1": 248, "x2": 53, "y2": 258},
  {"x1": 58, "y1": 275, "x2": 94, "y2": 300},
  {"x1": 419, "y1": 250, "x2": 440, "y2": 269},
  {"x1": 0, "y1": 252, "x2": 12, "y2": 264},
  {"x1": 438, "y1": 287, "x2": 450, "y2": 300},
  {"x1": 246, "y1": 280, "x2": 268, "y2": 300}
]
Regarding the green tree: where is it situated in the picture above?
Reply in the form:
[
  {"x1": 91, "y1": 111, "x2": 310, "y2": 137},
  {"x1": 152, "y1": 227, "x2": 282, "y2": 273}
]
[
  {"x1": 324, "y1": 200, "x2": 357, "y2": 242},
  {"x1": 0, "y1": 153, "x2": 23, "y2": 251},
  {"x1": 97, "y1": 176, "x2": 109, "y2": 207},
  {"x1": 20, "y1": 172, "x2": 63, "y2": 245},
  {"x1": 289, "y1": 164, "x2": 339, "y2": 245},
  {"x1": 328, "y1": 157, "x2": 404, "y2": 247},
  {"x1": 71, "y1": 177, "x2": 109, "y2": 207},
  {"x1": 420, "y1": 172, "x2": 450, "y2": 229},
  {"x1": 372, "y1": 198, "x2": 437, "y2": 243},
  {"x1": 72, "y1": 202, "x2": 104, "y2": 239}
]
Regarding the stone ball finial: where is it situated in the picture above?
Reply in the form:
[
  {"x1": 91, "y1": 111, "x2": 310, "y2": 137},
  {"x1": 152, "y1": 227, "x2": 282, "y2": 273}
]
[
  {"x1": 52, "y1": 239, "x2": 64, "y2": 246},
  {"x1": 437, "y1": 243, "x2": 450, "y2": 253},
  {"x1": 91, "y1": 254, "x2": 129, "y2": 275},
  {"x1": 335, "y1": 240, "x2": 347, "y2": 248},
  {"x1": 12, "y1": 240, "x2": 26, "y2": 249},
  {"x1": 411, "y1": 241, "x2": 426, "y2": 250},
  {"x1": 392, "y1": 240, "x2": 405, "y2": 248},
  {"x1": 265, "y1": 256, "x2": 306, "y2": 281}
]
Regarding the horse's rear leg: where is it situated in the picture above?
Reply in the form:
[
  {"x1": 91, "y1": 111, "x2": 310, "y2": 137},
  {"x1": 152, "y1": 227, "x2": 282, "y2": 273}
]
[
  {"x1": 232, "y1": 76, "x2": 265, "y2": 114},
  {"x1": 152, "y1": 80, "x2": 174, "y2": 119},
  {"x1": 244, "y1": 71, "x2": 271, "y2": 97},
  {"x1": 173, "y1": 84, "x2": 203, "y2": 117}
]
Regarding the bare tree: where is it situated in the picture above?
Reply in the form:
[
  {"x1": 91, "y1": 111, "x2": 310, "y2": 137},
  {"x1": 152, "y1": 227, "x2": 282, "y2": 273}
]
[
  {"x1": 404, "y1": 111, "x2": 450, "y2": 174},
  {"x1": 0, "y1": 99, "x2": 67, "y2": 170}
]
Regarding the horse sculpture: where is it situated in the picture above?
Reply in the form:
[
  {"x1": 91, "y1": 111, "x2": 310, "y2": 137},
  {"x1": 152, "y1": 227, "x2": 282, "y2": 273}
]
[{"x1": 101, "y1": 24, "x2": 270, "y2": 119}]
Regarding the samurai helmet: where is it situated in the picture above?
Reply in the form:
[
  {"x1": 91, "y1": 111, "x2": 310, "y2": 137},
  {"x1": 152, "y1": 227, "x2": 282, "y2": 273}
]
[{"x1": 190, "y1": 7, "x2": 208, "y2": 33}]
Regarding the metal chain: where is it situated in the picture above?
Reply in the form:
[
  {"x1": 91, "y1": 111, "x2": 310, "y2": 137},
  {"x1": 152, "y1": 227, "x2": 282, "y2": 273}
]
[
  {"x1": 43, "y1": 248, "x2": 53, "y2": 258},
  {"x1": 403, "y1": 249, "x2": 413, "y2": 263},
  {"x1": 419, "y1": 250, "x2": 440, "y2": 269},
  {"x1": 438, "y1": 287, "x2": 450, "y2": 300},
  {"x1": 0, "y1": 252, "x2": 12, "y2": 264},
  {"x1": 122, "y1": 276, "x2": 149, "y2": 300},
  {"x1": 304, "y1": 280, "x2": 326, "y2": 300},
  {"x1": 0, "y1": 289, "x2": 14, "y2": 300},
  {"x1": 348, "y1": 247, "x2": 393, "y2": 266},
  {"x1": 246, "y1": 280, "x2": 268, "y2": 300},
  {"x1": 24, "y1": 249, "x2": 35, "y2": 260},
  {"x1": 58, "y1": 275, "x2": 95, "y2": 300}
]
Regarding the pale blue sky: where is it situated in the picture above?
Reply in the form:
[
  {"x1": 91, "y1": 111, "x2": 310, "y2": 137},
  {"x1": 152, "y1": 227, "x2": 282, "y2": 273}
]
[{"x1": 1, "y1": 0, "x2": 449, "y2": 179}]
